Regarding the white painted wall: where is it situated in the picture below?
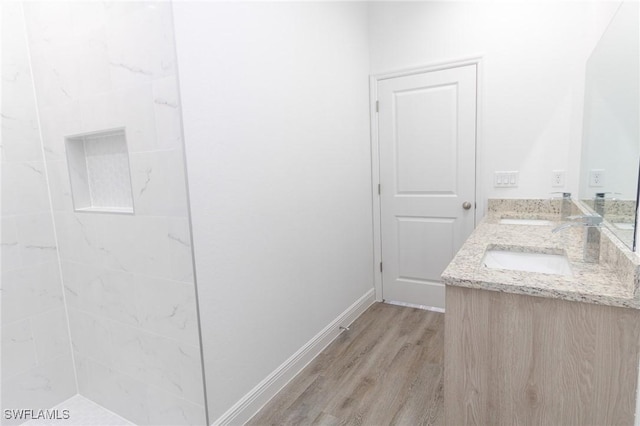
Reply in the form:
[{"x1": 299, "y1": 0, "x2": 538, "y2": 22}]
[
  {"x1": 172, "y1": 2, "x2": 373, "y2": 421},
  {"x1": 369, "y1": 1, "x2": 619, "y2": 202}
]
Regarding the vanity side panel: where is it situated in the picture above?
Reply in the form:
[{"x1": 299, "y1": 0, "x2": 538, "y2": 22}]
[{"x1": 445, "y1": 286, "x2": 640, "y2": 426}]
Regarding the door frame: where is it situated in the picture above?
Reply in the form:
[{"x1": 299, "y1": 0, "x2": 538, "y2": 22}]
[{"x1": 369, "y1": 56, "x2": 484, "y2": 303}]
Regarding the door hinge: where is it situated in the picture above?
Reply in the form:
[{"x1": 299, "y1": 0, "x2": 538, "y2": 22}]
[
  {"x1": 380, "y1": 262, "x2": 383, "y2": 272},
  {"x1": 378, "y1": 183, "x2": 381, "y2": 195},
  {"x1": 376, "y1": 100, "x2": 379, "y2": 113}
]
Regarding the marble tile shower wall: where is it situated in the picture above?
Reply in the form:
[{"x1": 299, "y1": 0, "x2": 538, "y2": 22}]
[
  {"x1": 1, "y1": 3, "x2": 77, "y2": 423},
  {"x1": 18, "y1": 2, "x2": 206, "y2": 425}
]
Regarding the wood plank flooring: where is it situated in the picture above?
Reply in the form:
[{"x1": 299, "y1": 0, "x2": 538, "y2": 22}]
[{"x1": 247, "y1": 302, "x2": 444, "y2": 426}]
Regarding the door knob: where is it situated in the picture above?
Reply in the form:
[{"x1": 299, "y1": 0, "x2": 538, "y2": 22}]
[{"x1": 462, "y1": 201, "x2": 472, "y2": 210}]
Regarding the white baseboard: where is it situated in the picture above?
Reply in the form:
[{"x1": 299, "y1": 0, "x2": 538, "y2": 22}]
[
  {"x1": 384, "y1": 299, "x2": 445, "y2": 313},
  {"x1": 212, "y1": 288, "x2": 376, "y2": 425}
]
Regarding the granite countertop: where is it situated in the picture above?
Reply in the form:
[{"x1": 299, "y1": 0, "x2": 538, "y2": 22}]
[{"x1": 442, "y1": 199, "x2": 640, "y2": 309}]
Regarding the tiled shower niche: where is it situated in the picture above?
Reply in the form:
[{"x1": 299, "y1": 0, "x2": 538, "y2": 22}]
[{"x1": 65, "y1": 128, "x2": 135, "y2": 213}]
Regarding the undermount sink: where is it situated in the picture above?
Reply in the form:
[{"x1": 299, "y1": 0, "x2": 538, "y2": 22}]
[
  {"x1": 499, "y1": 218, "x2": 553, "y2": 226},
  {"x1": 482, "y1": 249, "x2": 573, "y2": 276}
]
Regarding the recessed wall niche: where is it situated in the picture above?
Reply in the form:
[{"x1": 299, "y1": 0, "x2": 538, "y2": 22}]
[{"x1": 65, "y1": 128, "x2": 135, "y2": 213}]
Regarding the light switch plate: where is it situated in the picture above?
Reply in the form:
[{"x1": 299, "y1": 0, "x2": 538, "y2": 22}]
[{"x1": 494, "y1": 171, "x2": 519, "y2": 188}]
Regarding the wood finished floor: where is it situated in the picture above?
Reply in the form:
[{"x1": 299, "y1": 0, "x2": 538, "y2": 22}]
[{"x1": 247, "y1": 302, "x2": 444, "y2": 426}]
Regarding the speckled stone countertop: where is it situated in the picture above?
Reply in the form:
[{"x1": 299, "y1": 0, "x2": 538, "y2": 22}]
[{"x1": 442, "y1": 199, "x2": 640, "y2": 309}]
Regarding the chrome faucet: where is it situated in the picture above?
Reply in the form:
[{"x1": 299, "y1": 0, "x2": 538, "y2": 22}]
[
  {"x1": 552, "y1": 215, "x2": 603, "y2": 263},
  {"x1": 594, "y1": 192, "x2": 620, "y2": 216},
  {"x1": 550, "y1": 192, "x2": 572, "y2": 220}
]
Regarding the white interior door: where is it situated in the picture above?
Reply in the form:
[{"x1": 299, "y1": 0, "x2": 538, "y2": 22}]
[{"x1": 377, "y1": 64, "x2": 477, "y2": 309}]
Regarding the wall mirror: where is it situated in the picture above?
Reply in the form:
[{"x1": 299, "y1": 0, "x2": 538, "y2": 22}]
[{"x1": 578, "y1": 1, "x2": 639, "y2": 250}]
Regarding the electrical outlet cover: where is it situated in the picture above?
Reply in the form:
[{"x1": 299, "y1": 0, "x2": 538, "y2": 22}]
[
  {"x1": 589, "y1": 169, "x2": 605, "y2": 187},
  {"x1": 552, "y1": 170, "x2": 565, "y2": 187}
]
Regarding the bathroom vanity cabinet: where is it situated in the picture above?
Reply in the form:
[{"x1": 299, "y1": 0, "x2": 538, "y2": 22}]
[
  {"x1": 445, "y1": 285, "x2": 640, "y2": 425},
  {"x1": 442, "y1": 199, "x2": 640, "y2": 425}
]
